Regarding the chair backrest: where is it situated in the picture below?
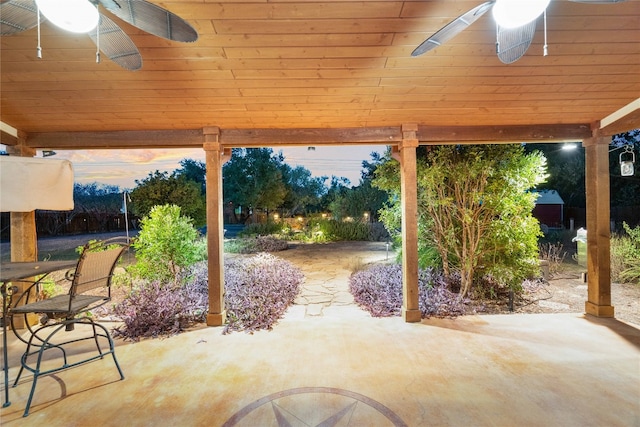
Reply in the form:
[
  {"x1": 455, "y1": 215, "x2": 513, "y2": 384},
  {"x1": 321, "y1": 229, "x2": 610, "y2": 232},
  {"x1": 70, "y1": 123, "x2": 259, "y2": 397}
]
[{"x1": 71, "y1": 238, "x2": 129, "y2": 297}]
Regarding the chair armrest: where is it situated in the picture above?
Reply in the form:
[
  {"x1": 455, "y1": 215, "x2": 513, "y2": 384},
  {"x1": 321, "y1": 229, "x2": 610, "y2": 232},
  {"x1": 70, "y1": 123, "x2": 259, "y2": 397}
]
[{"x1": 7, "y1": 279, "x2": 42, "y2": 309}]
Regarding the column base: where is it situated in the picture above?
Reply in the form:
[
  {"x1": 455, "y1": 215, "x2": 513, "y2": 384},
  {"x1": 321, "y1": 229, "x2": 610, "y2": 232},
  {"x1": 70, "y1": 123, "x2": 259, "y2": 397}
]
[
  {"x1": 585, "y1": 301, "x2": 614, "y2": 318},
  {"x1": 402, "y1": 307, "x2": 422, "y2": 323},
  {"x1": 206, "y1": 311, "x2": 226, "y2": 326}
]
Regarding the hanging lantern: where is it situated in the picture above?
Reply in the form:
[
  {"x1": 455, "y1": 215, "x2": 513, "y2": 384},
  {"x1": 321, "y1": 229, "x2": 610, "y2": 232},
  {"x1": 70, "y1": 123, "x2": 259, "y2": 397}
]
[{"x1": 620, "y1": 145, "x2": 635, "y2": 177}]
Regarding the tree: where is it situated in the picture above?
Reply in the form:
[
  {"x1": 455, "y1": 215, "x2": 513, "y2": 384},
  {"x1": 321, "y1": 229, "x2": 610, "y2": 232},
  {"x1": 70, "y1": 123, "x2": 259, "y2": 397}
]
[
  {"x1": 175, "y1": 158, "x2": 206, "y2": 194},
  {"x1": 280, "y1": 164, "x2": 327, "y2": 216},
  {"x1": 73, "y1": 182, "x2": 123, "y2": 232},
  {"x1": 130, "y1": 171, "x2": 206, "y2": 227},
  {"x1": 375, "y1": 145, "x2": 548, "y2": 298},
  {"x1": 524, "y1": 143, "x2": 586, "y2": 207},
  {"x1": 223, "y1": 148, "x2": 287, "y2": 223},
  {"x1": 324, "y1": 152, "x2": 390, "y2": 221},
  {"x1": 319, "y1": 176, "x2": 351, "y2": 212}
]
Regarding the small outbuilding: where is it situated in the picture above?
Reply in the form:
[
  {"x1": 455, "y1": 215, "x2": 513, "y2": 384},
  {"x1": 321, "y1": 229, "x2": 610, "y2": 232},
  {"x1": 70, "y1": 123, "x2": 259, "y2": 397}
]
[{"x1": 533, "y1": 190, "x2": 565, "y2": 229}]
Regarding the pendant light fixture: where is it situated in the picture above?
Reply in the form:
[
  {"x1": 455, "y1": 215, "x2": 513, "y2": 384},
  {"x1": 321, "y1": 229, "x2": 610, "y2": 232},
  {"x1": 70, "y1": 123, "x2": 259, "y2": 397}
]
[
  {"x1": 492, "y1": 0, "x2": 551, "y2": 29},
  {"x1": 35, "y1": 0, "x2": 99, "y2": 34}
]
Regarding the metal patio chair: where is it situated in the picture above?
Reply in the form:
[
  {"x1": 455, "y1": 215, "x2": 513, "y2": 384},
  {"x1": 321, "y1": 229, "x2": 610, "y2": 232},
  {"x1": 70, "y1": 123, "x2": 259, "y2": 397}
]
[{"x1": 8, "y1": 237, "x2": 129, "y2": 417}]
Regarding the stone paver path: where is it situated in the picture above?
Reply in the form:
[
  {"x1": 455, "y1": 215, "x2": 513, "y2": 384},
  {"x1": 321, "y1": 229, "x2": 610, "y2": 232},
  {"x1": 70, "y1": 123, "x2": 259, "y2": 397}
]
[{"x1": 274, "y1": 241, "x2": 393, "y2": 317}]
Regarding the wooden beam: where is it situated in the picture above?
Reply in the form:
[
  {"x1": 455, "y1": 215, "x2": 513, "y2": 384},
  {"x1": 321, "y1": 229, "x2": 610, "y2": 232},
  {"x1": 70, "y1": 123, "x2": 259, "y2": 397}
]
[
  {"x1": 219, "y1": 127, "x2": 403, "y2": 147},
  {"x1": 1, "y1": 130, "x2": 18, "y2": 146},
  {"x1": 0, "y1": 121, "x2": 18, "y2": 146},
  {"x1": 599, "y1": 98, "x2": 640, "y2": 136},
  {"x1": 19, "y1": 124, "x2": 597, "y2": 150},
  {"x1": 25, "y1": 129, "x2": 204, "y2": 149},
  {"x1": 417, "y1": 124, "x2": 592, "y2": 144}
]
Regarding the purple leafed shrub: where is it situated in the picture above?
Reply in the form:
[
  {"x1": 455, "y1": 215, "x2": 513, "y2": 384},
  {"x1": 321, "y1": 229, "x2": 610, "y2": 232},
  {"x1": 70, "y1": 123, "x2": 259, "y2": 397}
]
[
  {"x1": 418, "y1": 269, "x2": 467, "y2": 317},
  {"x1": 224, "y1": 253, "x2": 303, "y2": 334},
  {"x1": 112, "y1": 281, "x2": 204, "y2": 341},
  {"x1": 348, "y1": 264, "x2": 404, "y2": 317},
  {"x1": 349, "y1": 264, "x2": 466, "y2": 318},
  {"x1": 111, "y1": 254, "x2": 302, "y2": 340}
]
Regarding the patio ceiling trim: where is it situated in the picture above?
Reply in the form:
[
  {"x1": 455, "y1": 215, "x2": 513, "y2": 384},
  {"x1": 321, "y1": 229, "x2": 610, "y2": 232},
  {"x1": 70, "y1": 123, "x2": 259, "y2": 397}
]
[
  {"x1": 4, "y1": 123, "x2": 595, "y2": 150},
  {"x1": 598, "y1": 97, "x2": 640, "y2": 136}
]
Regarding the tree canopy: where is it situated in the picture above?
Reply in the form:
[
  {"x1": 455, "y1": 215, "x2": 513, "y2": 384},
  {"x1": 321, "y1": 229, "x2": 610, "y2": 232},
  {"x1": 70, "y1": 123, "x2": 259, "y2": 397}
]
[
  {"x1": 223, "y1": 148, "x2": 287, "y2": 222},
  {"x1": 130, "y1": 170, "x2": 206, "y2": 227},
  {"x1": 374, "y1": 144, "x2": 548, "y2": 297},
  {"x1": 279, "y1": 164, "x2": 327, "y2": 216}
]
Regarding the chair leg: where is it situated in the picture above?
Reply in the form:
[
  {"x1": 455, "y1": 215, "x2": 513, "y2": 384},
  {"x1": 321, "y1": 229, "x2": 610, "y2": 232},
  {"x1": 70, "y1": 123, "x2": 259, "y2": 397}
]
[
  {"x1": 16, "y1": 319, "x2": 124, "y2": 417},
  {"x1": 93, "y1": 321, "x2": 125, "y2": 380},
  {"x1": 22, "y1": 371, "x2": 39, "y2": 417}
]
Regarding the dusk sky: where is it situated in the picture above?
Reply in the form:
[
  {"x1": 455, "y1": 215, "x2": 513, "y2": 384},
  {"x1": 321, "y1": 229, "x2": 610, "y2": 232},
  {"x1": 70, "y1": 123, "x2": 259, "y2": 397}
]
[{"x1": 37, "y1": 145, "x2": 388, "y2": 190}]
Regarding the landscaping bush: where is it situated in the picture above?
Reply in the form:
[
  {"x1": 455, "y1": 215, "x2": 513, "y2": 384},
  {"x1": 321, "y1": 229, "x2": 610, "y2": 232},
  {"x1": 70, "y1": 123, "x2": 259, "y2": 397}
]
[
  {"x1": 129, "y1": 204, "x2": 207, "y2": 284},
  {"x1": 238, "y1": 221, "x2": 285, "y2": 237},
  {"x1": 224, "y1": 253, "x2": 303, "y2": 334},
  {"x1": 224, "y1": 235, "x2": 289, "y2": 253},
  {"x1": 538, "y1": 242, "x2": 567, "y2": 276},
  {"x1": 349, "y1": 264, "x2": 466, "y2": 318},
  {"x1": 611, "y1": 222, "x2": 640, "y2": 284},
  {"x1": 110, "y1": 253, "x2": 302, "y2": 340},
  {"x1": 308, "y1": 219, "x2": 371, "y2": 241},
  {"x1": 112, "y1": 281, "x2": 206, "y2": 341}
]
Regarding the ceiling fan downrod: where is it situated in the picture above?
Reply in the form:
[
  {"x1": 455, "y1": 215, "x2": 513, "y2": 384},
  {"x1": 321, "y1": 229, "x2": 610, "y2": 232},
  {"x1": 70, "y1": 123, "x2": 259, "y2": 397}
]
[
  {"x1": 543, "y1": 9, "x2": 548, "y2": 57},
  {"x1": 36, "y1": 2, "x2": 41, "y2": 58}
]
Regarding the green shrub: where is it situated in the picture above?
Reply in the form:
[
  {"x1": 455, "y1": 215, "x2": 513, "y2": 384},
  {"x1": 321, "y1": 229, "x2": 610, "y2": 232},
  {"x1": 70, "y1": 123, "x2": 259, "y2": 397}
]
[
  {"x1": 38, "y1": 277, "x2": 63, "y2": 299},
  {"x1": 238, "y1": 221, "x2": 285, "y2": 237},
  {"x1": 308, "y1": 219, "x2": 371, "y2": 241},
  {"x1": 129, "y1": 204, "x2": 206, "y2": 284},
  {"x1": 611, "y1": 222, "x2": 640, "y2": 284},
  {"x1": 224, "y1": 236, "x2": 288, "y2": 253}
]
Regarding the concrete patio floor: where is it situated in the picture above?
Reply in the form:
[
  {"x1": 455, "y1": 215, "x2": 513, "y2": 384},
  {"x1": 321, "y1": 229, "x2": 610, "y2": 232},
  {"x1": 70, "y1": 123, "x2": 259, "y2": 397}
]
[{"x1": 1, "y1": 307, "x2": 639, "y2": 426}]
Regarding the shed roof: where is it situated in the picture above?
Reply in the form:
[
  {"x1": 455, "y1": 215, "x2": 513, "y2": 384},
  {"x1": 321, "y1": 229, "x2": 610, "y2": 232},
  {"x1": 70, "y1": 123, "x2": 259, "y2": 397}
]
[{"x1": 534, "y1": 189, "x2": 565, "y2": 205}]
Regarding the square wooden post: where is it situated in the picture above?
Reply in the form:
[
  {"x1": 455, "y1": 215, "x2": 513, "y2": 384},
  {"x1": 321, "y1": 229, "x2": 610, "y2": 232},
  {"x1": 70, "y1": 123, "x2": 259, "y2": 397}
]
[
  {"x1": 583, "y1": 136, "x2": 614, "y2": 318},
  {"x1": 399, "y1": 124, "x2": 421, "y2": 323},
  {"x1": 6, "y1": 142, "x2": 38, "y2": 329},
  {"x1": 203, "y1": 127, "x2": 227, "y2": 326}
]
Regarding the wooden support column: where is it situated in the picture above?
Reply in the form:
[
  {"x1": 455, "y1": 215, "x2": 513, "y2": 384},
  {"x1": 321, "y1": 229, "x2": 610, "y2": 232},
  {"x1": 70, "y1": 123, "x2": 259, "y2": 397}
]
[
  {"x1": 6, "y1": 141, "x2": 38, "y2": 263},
  {"x1": 583, "y1": 136, "x2": 614, "y2": 318},
  {"x1": 203, "y1": 127, "x2": 227, "y2": 326},
  {"x1": 6, "y1": 141, "x2": 38, "y2": 329},
  {"x1": 399, "y1": 124, "x2": 421, "y2": 323}
]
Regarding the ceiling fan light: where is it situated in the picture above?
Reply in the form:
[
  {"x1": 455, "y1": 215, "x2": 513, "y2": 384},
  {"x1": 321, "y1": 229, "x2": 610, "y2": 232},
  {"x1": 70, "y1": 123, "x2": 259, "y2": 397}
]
[
  {"x1": 35, "y1": 0, "x2": 99, "y2": 33},
  {"x1": 492, "y1": 0, "x2": 551, "y2": 29}
]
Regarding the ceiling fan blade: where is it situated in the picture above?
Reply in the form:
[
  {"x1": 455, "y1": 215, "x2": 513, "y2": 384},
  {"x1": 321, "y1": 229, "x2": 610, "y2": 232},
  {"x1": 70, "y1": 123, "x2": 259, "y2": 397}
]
[
  {"x1": 0, "y1": 0, "x2": 44, "y2": 35},
  {"x1": 568, "y1": 0, "x2": 628, "y2": 3},
  {"x1": 496, "y1": 21, "x2": 537, "y2": 64},
  {"x1": 412, "y1": 1, "x2": 495, "y2": 57},
  {"x1": 87, "y1": 13, "x2": 142, "y2": 71},
  {"x1": 99, "y1": 0, "x2": 198, "y2": 43}
]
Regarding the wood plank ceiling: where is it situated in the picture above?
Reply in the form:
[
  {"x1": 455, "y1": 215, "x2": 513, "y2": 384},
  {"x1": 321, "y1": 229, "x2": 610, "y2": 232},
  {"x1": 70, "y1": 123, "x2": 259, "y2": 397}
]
[{"x1": 1, "y1": 0, "x2": 639, "y2": 148}]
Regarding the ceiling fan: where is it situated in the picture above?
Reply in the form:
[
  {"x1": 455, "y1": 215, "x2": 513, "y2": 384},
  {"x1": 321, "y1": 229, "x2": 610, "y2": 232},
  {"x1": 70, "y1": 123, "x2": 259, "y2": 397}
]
[
  {"x1": 0, "y1": 0, "x2": 198, "y2": 71},
  {"x1": 411, "y1": 0, "x2": 628, "y2": 64}
]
